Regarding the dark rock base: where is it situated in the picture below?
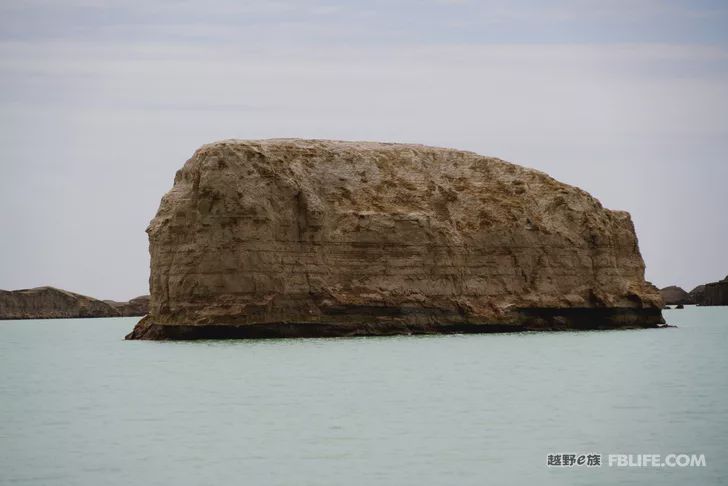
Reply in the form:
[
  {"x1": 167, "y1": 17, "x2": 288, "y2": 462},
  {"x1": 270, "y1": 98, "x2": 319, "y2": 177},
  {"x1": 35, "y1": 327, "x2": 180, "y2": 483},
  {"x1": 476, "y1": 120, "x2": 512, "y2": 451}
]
[{"x1": 126, "y1": 307, "x2": 665, "y2": 340}]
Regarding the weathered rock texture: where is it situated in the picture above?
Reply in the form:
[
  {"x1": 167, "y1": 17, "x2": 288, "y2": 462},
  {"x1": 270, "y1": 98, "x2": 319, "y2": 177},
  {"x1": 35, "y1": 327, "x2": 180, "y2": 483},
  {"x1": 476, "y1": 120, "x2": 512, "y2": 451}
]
[
  {"x1": 659, "y1": 286, "x2": 693, "y2": 306},
  {"x1": 0, "y1": 287, "x2": 146, "y2": 319},
  {"x1": 703, "y1": 276, "x2": 728, "y2": 306},
  {"x1": 127, "y1": 139, "x2": 664, "y2": 340}
]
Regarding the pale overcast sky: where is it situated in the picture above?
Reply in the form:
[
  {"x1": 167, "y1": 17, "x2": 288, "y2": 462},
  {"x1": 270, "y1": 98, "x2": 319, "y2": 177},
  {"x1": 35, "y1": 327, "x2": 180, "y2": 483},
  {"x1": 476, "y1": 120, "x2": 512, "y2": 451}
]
[{"x1": 1, "y1": 0, "x2": 727, "y2": 299}]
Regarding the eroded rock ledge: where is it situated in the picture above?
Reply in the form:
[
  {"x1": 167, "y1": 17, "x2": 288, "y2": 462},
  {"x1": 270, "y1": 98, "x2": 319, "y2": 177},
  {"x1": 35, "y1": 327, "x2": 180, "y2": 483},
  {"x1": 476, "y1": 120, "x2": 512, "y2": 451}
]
[{"x1": 127, "y1": 139, "x2": 663, "y2": 340}]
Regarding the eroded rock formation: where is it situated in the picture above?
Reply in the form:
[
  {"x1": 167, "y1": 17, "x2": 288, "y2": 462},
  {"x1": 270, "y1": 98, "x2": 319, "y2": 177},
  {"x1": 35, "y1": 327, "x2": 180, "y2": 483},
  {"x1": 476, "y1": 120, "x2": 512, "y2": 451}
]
[{"x1": 127, "y1": 139, "x2": 663, "y2": 340}]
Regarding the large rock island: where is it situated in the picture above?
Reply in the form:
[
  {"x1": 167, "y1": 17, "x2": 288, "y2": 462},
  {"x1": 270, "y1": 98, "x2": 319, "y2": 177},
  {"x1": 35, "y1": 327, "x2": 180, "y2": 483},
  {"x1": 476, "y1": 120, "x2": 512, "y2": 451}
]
[{"x1": 127, "y1": 139, "x2": 664, "y2": 340}]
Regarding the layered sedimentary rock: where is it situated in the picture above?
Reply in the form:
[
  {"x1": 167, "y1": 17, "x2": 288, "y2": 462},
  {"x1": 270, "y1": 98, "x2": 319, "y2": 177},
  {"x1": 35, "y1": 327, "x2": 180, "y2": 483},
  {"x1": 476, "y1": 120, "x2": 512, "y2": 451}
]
[
  {"x1": 103, "y1": 296, "x2": 151, "y2": 316},
  {"x1": 703, "y1": 277, "x2": 728, "y2": 306},
  {"x1": 127, "y1": 139, "x2": 663, "y2": 340},
  {"x1": 1, "y1": 287, "x2": 118, "y2": 319},
  {"x1": 659, "y1": 286, "x2": 693, "y2": 306}
]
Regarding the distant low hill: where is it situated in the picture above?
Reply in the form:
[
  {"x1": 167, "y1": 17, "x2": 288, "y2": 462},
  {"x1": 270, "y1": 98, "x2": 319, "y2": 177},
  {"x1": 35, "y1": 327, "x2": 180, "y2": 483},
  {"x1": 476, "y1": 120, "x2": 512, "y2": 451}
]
[
  {"x1": 659, "y1": 286, "x2": 692, "y2": 305},
  {"x1": 103, "y1": 296, "x2": 151, "y2": 318},
  {"x1": 0, "y1": 287, "x2": 148, "y2": 320},
  {"x1": 688, "y1": 285, "x2": 706, "y2": 305},
  {"x1": 660, "y1": 275, "x2": 728, "y2": 307}
]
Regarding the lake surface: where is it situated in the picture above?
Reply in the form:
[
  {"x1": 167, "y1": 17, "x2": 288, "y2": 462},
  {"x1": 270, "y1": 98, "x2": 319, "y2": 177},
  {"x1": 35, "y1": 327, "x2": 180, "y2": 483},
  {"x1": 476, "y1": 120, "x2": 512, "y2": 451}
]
[{"x1": 1, "y1": 307, "x2": 727, "y2": 485}]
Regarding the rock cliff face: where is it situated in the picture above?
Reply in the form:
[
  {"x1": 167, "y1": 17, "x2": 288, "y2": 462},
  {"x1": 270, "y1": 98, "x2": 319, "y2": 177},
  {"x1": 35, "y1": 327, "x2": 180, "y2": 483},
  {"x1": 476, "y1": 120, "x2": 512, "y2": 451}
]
[
  {"x1": 1, "y1": 287, "x2": 118, "y2": 319},
  {"x1": 703, "y1": 276, "x2": 728, "y2": 306},
  {"x1": 127, "y1": 139, "x2": 663, "y2": 340},
  {"x1": 659, "y1": 286, "x2": 693, "y2": 306},
  {"x1": 0, "y1": 287, "x2": 149, "y2": 320}
]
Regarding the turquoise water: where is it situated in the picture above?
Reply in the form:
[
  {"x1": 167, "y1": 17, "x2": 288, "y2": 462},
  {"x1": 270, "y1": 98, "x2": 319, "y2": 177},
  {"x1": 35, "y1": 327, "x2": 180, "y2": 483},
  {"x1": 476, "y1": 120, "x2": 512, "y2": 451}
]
[{"x1": 1, "y1": 307, "x2": 726, "y2": 485}]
